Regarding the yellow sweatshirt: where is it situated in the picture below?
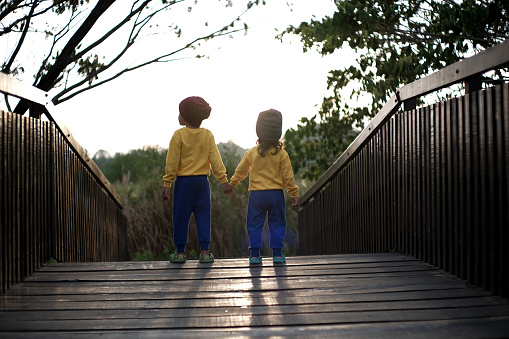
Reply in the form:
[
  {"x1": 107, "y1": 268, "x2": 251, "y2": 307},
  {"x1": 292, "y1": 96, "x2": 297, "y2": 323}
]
[
  {"x1": 163, "y1": 127, "x2": 227, "y2": 188},
  {"x1": 230, "y1": 146, "x2": 299, "y2": 198}
]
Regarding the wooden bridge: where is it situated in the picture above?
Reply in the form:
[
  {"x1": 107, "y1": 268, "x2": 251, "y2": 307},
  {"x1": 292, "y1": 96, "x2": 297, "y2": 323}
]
[
  {"x1": 2, "y1": 254, "x2": 509, "y2": 337},
  {"x1": 1, "y1": 41, "x2": 509, "y2": 337}
]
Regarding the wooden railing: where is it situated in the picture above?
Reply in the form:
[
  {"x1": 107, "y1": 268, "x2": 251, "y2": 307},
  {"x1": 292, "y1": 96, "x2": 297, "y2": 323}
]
[
  {"x1": 1, "y1": 73, "x2": 128, "y2": 294},
  {"x1": 298, "y1": 41, "x2": 509, "y2": 298}
]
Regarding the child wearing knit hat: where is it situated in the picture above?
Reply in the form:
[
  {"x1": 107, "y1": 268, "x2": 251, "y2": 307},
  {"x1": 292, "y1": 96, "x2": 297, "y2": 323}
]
[
  {"x1": 229, "y1": 109, "x2": 299, "y2": 264},
  {"x1": 162, "y1": 96, "x2": 233, "y2": 264}
]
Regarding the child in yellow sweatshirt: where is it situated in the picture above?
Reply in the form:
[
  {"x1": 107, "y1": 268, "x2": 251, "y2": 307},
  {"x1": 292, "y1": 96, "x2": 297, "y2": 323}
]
[
  {"x1": 229, "y1": 109, "x2": 299, "y2": 264},
  {"x1": 162, "y1": 96, "x2": 232, "y2": 264}
]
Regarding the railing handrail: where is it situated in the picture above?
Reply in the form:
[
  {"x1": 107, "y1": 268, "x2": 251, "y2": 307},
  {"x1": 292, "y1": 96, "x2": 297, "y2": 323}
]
[
  {"x1": 301, "y1": 40, "x2": 509, "y2": 205},
  {"x1": 0, "y1": 72, "x2": 123, "y2": 207}
]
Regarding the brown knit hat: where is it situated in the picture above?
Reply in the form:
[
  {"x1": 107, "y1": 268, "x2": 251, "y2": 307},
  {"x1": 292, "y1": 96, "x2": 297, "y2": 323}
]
[
  {"x1": 256, "y1": 109, "x2": 283, "y2": 141},
  {"x1": 179, "y1": 96, "x2": 211, "y2": 127}
]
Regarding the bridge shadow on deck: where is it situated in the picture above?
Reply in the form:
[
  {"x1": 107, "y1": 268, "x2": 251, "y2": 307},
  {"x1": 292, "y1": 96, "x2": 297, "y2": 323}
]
[{"x1": 1, "y1": 253, "x2": 509, "y2": 338}]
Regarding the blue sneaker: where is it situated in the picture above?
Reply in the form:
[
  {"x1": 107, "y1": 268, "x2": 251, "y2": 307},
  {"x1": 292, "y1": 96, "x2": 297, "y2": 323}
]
[
  {"x1": 273, "y1": 254, "x2": 286, "y2": 263},
  {"x1": 249, "y1": 255, "x2": 262, "y2": 264}
]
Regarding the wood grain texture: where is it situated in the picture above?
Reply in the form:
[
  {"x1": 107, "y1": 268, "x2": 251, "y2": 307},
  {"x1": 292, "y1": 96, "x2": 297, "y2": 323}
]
[{"x1": 1, "y1": 253, "x2": 508, "y2": 338}]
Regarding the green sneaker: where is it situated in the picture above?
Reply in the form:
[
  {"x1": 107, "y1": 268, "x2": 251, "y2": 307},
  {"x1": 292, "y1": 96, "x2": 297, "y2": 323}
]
[
  {"x1": 249, "y1": 255, "x2": 262, "y2": 264},
  {"x1": 199, "y1": 252, "x2": 214, "y2": 263},
  {"x1": 170, "y1": 251, "x2": 186, "y2": 263},
  {"x1": 273, "y1": 254, "x2": 286, "y2": 264}
]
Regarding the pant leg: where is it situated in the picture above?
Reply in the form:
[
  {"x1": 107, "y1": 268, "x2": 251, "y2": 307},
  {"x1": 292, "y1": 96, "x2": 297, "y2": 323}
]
[
  {"x1": 246, "y1": 191, "x2": 268, "y2": 251},
  {"x1": 266, "y1": 190, "x2": 287, "y2": 250},
  {"x1": 193, "y1": 176, "x2": 212, "y2": 250},
  {"x1": 172, "y1": 177, "x2": 194, "y2": 252}
]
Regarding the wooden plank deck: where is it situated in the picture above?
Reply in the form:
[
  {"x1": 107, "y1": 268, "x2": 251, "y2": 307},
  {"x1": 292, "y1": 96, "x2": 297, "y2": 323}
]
[{"x1": 1, "y1": 253, "x2": 509, "y2": 338}]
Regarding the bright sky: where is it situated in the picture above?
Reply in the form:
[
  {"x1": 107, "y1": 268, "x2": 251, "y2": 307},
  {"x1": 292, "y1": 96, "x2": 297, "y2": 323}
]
[{"x1": 7, "y1": 1, "x2": 357, "y2": 156}]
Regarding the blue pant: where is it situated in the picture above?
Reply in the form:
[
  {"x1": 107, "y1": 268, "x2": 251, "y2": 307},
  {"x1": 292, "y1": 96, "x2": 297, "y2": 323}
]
[
  {"x1": 246, "y1": 190, "x2": 286, "y2": 253},
  {"x1": 172, "y1": 176, "x2": 211, "y2": 252}
]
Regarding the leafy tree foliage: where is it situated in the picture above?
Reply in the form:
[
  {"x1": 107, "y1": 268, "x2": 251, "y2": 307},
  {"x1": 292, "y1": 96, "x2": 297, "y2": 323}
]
[
  {"x1": 0, "y1": 0, "x2": 265, "y2": 114},
  {"x1": 94, "y1": 146, "x2": 167, "y2": 183},
  {"x1": 281, "y1": 0, "x2": 509, "y2": 181}
]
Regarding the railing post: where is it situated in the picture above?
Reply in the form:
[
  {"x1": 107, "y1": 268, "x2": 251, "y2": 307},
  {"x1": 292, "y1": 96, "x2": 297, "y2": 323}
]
[
  {"x1": 465, "y1": 75, "x2": 483, "y2": 94},
  {"x1": 27, "y1": 102, "x2": 44, "y2": 119},
  {"x1": 404, "y1": 98, "x2": 417, "y2": 111}
]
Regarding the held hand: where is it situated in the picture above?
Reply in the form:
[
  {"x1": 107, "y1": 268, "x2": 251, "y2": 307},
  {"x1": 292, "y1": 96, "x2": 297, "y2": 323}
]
[
  {"x1": 161, "y1": 187, "x2": 171, "y2": 200},
  {"x1": 292, "y1": 197, "x2": 300, "y2": 208},
  {"x1": 221, "y1": 182, "x2": 234, "y2": 196}
]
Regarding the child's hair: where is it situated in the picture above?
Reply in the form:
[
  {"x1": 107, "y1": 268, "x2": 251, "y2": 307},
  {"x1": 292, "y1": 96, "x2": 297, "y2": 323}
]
[{"x1": 257, "y1": 139, "x2": 283, "y2": 157}]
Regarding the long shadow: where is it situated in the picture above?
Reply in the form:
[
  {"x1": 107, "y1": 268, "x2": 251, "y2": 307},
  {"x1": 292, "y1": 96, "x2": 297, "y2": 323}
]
[{"x1": 246, "y1": 259, "x2": 298, "y2": 329}]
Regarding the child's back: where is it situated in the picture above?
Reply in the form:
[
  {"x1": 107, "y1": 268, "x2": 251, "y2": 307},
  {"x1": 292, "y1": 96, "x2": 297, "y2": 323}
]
[
  {"x1": 230, "y1": 144, "x2": 298, "y2": 198},
  {"x1": 162, "y1": 96, "x2": 232, "y2": 264},
  {"x1": 229, "y1": 109, "x2": 299, "y2": 265},
  {"x1": 165, "y1": 127, "x2": 225, "y2": 183}
]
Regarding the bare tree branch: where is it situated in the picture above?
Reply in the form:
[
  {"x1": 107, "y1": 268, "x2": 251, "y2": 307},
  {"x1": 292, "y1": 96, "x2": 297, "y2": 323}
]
[
  {"x1": 13, "y1": 0, "x2": 117, "y2": 114},
  {"x1": 34, "y1": 9, "x2": 81, "y2": 84},
  {"x1": 0, "y1": 0, "x2": 25, "y2": 23},
  {"x1": 3, "y1": 0, "x2": 265, "y2": 113},
  {"x1": 3, "y1": 93, "x2": 12, "y2": 112},
  {"x1": 54, "y1": 22, "x2": 247, "y2": 104},
  {"x1": 2, "y1": 1, "x2": 36, "y2": 73},
  {"x1": 72, "y1": 0, "x2": 151, "y2": 63},
  {"x1": 71, "y1": 0, "x2": 187, "y2": 65},
  {"x1": 0, "y1": 0, "x2": 56, "y2": 36},
  {"x1": 53, "y1": 5, "x2": 253, "y2": 104}
]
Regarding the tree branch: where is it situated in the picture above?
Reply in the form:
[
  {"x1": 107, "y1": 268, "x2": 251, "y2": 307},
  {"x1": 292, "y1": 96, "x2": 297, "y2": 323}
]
[
  {"x1": 34, "y1": 9, "x2": 80, "y2": 84},
  {"x1": 71, "y1": 0, "x2": 153, "y2": 63},
  {"x1": 377, "y1": 21, "x2": 491, "y2": 44},
  {"x1": 2, "y1": 1, "x2": 36, "y2": 73},
  {"x1": 0, "y1": 0, "x2": 24, "y2": 24},
  {"x1": 13, "y1": 0, "x2": 117, "y2": 114},
  {"x1": 54, "y1": 24, "x2": 246, "y2": 104},
  {"x1": 53, "y1": 5, "x2": 251, "y2": 104},
  {"x1": 0, "y1": 1, "x2": 56, "y2": 36},
  {"x1": 7, "y1": 0, "x2": 262, "y2": 112},
  {"x1": 3, "y1": 93, "x2": 12, "y2": 112}
]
